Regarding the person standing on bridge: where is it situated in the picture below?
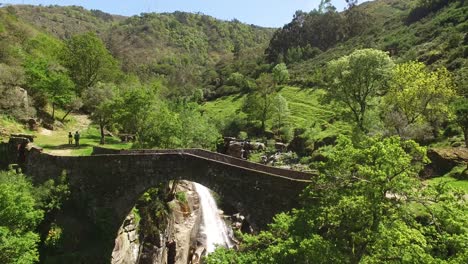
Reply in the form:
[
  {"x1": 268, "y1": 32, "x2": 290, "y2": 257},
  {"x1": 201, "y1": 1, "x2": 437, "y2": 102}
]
[
  {"x1": 74, "y1": 131, "x2": 80, "y2": 147},
  {"x1": 68, "y1": 132, "x2": 73, "y2": 145}
]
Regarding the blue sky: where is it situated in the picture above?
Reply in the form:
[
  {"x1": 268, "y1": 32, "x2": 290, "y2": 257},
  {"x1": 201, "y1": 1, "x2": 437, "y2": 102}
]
[{"x1": 1, "y1": 0, "x2": 371, "y2": 27}]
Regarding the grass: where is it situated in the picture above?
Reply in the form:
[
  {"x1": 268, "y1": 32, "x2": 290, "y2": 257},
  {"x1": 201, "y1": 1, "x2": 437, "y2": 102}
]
[
  {"x1": 202, "y1": 86, "x2": 350, "y2": 138},
  {"x1": 36, "y1": 126, "x2": 132, "y2": 156},
  {"x1": 426, "y1": 166, "x2": 468, "y2": 193},
  {"x1": 34, "y1": 113, "x2": 132, "y2": 156},
  {"x1": 0, "y1": 115, "x2": 27, "y2": 142}
]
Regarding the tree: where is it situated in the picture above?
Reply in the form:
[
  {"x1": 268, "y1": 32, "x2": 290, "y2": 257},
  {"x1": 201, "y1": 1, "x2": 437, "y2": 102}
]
[
  {"x1": 82, "y1": 83, "x2": 118, "y2": 144},
  {"x1": 272, "y1": 63, "x2": 289, "y2": 86},
  {"x1": 61, "y1": 32, "x2": 119, "y2": 95},
  {"x1": 326, "y1": 49, "x2": 394, "y2": 131},
  {"x1": 226, "y1": 72, "x2": 247, "y2": 91},
  {"x1": 453, "y1": 98, "x2": 468, "y2": 147},
  {"x1": 271, "y1": 94, "x2": 290, "y2": 138},
  {"x1": 207, "y1": 136, "x2": 468, "y2": 263},
  {"x1": 385, "y1": 62, "x2": 456, "y2": 137},
  {"x1": 0, "y1": 171, "x2": 44, "y2": 264},
  {"x1": 24, "y1": 59, "x2": 75, "y2": 119},
  {"x1": 242, "y1": 73, "x2": 276, "y2": 133},
  {"x1": 59, "y1": 96, "x2": 83, "y2": 123}
]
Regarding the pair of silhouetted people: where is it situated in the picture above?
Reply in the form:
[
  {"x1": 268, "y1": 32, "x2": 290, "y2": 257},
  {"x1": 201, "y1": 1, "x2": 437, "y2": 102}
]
[{"x1": 69, "y1": 131, "x2": 80, "y2": 146}]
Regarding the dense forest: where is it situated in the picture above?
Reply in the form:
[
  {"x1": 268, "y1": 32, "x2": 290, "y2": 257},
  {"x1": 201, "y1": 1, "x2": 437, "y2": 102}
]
[{"x1": 0, "y1": 0, "x2": 467, "y2": 263}]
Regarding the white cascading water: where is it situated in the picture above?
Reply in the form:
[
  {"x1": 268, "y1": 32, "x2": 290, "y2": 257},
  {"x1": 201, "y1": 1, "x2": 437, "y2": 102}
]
[{"x1": 193, "y1": 182, "x2": 234, "y2": 254}]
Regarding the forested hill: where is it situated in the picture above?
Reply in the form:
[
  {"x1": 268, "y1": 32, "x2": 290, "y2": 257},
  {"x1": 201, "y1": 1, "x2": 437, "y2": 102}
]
[
  {"x1": 267, "y1": 0, "x2": 467, "y2": 92},
  {"x1": 3, "y1": 5, "x2": 275, "y2": 98},
  {"x1": 104, "y1": 12, "x2": 275, "y2": 88},
  {"x1": 5, "y1": 5, "x2": 126, "y2": 38}
]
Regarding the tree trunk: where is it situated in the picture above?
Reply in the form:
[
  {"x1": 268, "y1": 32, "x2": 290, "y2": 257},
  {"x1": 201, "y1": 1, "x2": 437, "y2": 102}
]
[
  {"x1": 60, "y1": 109, "x2": 73, "y2": 123},
  {"x1": 100, "y1": 123, "x2": 105, "y2": 145},
  {"x1": 464, "y1": 127, "x2": 468, "y2": 148},
  {"x1": 52, "y1": 104, "x2": 55, "y2": 120}
]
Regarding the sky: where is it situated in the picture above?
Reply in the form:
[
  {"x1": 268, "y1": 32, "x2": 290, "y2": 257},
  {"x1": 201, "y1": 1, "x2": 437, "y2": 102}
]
[{"x1": 0, "y1": 0, "x2": 372, "y2": 27}]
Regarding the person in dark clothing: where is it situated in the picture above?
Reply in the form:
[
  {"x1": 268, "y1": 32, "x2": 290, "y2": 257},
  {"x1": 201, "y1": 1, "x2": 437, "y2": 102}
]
[
  {"x1": 68, "y1": 132, "x2": 73, "y2": 145},
  {"x1": 74, "y1": 131, "x2": 80, "y2": 147}
]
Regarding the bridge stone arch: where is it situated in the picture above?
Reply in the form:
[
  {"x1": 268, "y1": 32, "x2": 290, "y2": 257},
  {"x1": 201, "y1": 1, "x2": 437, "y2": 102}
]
[{"x1": 22, "y1": 146, "x2": 312, "y2": 261}]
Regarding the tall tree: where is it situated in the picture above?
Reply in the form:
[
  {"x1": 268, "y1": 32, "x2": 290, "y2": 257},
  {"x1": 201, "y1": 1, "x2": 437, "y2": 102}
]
[
  {"x1": 271, "y1": 94, "x2": 290, "y2": 136},
  {"x1": 82, "y1": 83, "x2": 118, "y2": 144},
  {"x1": 242, "y1": 73, "x2": 276, "y2": 133},
  {"x1": 326, "y1": 49, "x2": 394, "y2": 131},
  {"x1": 61, "y1": 32, "x2": 119, "y2": 95},
  {"x1": 272, "y1": 63, "x2": 289, "y2": 86},
  {"x1": 24, "y1": 59, "x2": 75, "y2": 119},
  {"x1": 453, "y1": 98, "x2": 468, "y2": 147},
  {"x1": 384, "y1": 62, "x2": 456, "y2": 137},
  {"x1": 0, "y1": 171, "x2": 44, "y2": 264}
]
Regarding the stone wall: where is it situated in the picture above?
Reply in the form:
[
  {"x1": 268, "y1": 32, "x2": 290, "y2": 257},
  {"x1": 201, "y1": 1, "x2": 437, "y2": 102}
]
[
  {"x1": 22, "y1": 146, "x2": 311, "y2": 262},
  {"x1": 92, "y1": 146, "x2": 316, "y2": 180}
]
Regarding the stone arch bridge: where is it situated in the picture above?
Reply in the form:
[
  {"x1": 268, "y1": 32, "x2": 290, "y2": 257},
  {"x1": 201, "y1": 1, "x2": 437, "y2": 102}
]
[{"x1": 3, "y1": 141, "x2": 314, "y2": 261}]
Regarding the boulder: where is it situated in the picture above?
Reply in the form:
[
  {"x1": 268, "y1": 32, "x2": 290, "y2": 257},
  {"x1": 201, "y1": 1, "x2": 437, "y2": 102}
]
[
  {"x1": 226, "y1": 141, "x2": 244, "y2": 158},
  {"x1": 43, "y1": 122, "x2": 54, "y2": 130},
  {"x1": 275, "y1": 142, "x2": 288, "y2": 152},
  {"x1": 27, "y1": 118, "x2": 39, "y2": 131},
  {"x1": 423, "y1": 148, "x2": 468, "y2": 178},
  {"x1": 245, "y1": 142, "x2": 265, "y2": 151},
  {"x1": 119, "y1": 134, "x2": 136, "y2": 142}
]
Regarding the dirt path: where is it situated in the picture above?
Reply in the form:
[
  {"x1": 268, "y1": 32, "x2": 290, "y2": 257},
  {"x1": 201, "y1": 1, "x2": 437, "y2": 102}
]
[{"x1": 39, "y1": 114, "x2": 91, "y2": 156}]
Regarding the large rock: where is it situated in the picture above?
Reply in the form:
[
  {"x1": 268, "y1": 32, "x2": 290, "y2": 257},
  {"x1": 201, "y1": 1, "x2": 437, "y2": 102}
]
[
  {"x1": 423, "y1": 148, "x2": 468, "y2": 178},
  {"x1": 111, "y1": 213, "x2": 140, "y2": 264},
  {"x1": 275, "y1": 142, "x2": 288, "y2": 152},
  {"x1": 226, "y1": 141, "x2": 244, "y2": 158}
]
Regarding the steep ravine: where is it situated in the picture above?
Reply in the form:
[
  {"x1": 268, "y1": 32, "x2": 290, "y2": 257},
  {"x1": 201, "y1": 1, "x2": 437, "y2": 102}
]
[{"x1": 111, "y1": 181, "x2": 235, "y2": 264}]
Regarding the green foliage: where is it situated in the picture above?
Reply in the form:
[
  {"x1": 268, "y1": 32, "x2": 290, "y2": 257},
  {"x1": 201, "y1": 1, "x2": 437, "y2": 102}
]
[
  {"x1": 272, "y1": 63, "x2": 289, "y2": 85},
  {"x1": 134, "y1": 99, "x2": 220, "y2": 149},
  {"x1": 208, "y1": 136, "x2": 467, "y2": 263},
  {"x1": 24, "y1": 57, "x2": 75, "y2": 117},
  {"x1": 82, "y1": 82, "x2": 118, "y2": 144},
  {"x1": 175, "y1": 191, "x2": 187, "y2": 203},
  {"x1": 384, "y1": 61, "x2": 456, "y2": 138},
  {"x1": 61, "y1": 32, "x2": 120, "y2": 94},
  {"x1": 34, "y1": 171, "x2": 70, "y2": 215},
  {"x1": 326, "y1": 49, "x2": 394, "y2": 131},
  {"x1": 242, "y1": 73, "x2": 276, "y2": 133},
  {"x1": 271, "y1": 94, "x2": 291, "y2": 141},
  {"x1": 0, "y1": 171, "x2": 43, "y2": 264},
  {"x1": 136, "y1": 185, "x2": 170, "y2": 245},
  {"x1": 452, "y1": 97, "x2": 468, "y2": 147},
  {"x1": 265, "y1": 0, "x2": 373, "y2": 63}
]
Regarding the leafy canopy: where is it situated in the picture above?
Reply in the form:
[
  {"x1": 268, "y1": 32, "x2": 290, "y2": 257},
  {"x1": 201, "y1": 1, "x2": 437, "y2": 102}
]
[
  {"x1": 385, "y1": 61, "x2": 456, "y2": 130},
  {"x1": 207, "y1": 136, "x2": 468, "y2": 264},
  {"x1": 326, "y1": 49, "x2": 394, "y2": 131},
  {"x1": 61, "y1": 32, "x2": 120, "y2": 95}
]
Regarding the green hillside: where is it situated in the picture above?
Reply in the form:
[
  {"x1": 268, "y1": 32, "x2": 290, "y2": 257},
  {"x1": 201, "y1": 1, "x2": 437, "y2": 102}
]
[
  {"x1": 6, "y1": 5, "x2": 275, "y2": 98},
  {"x1": 280, "y1": 0, "x2": 467, "y2": 91},
  {"x1": 202, "y1": 86, "x2": 352, "y2": 140}
]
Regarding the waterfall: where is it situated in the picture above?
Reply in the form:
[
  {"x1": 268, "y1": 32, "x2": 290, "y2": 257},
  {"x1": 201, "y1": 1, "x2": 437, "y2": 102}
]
[{"x1": 193, "y1": 182, "x2": 234, "y2": 254}]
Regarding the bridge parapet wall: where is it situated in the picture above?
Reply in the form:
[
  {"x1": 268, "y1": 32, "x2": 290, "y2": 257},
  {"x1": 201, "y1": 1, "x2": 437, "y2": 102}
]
[{"x1": 92, "y1": 146, "x2": 316, "y2": 180}]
